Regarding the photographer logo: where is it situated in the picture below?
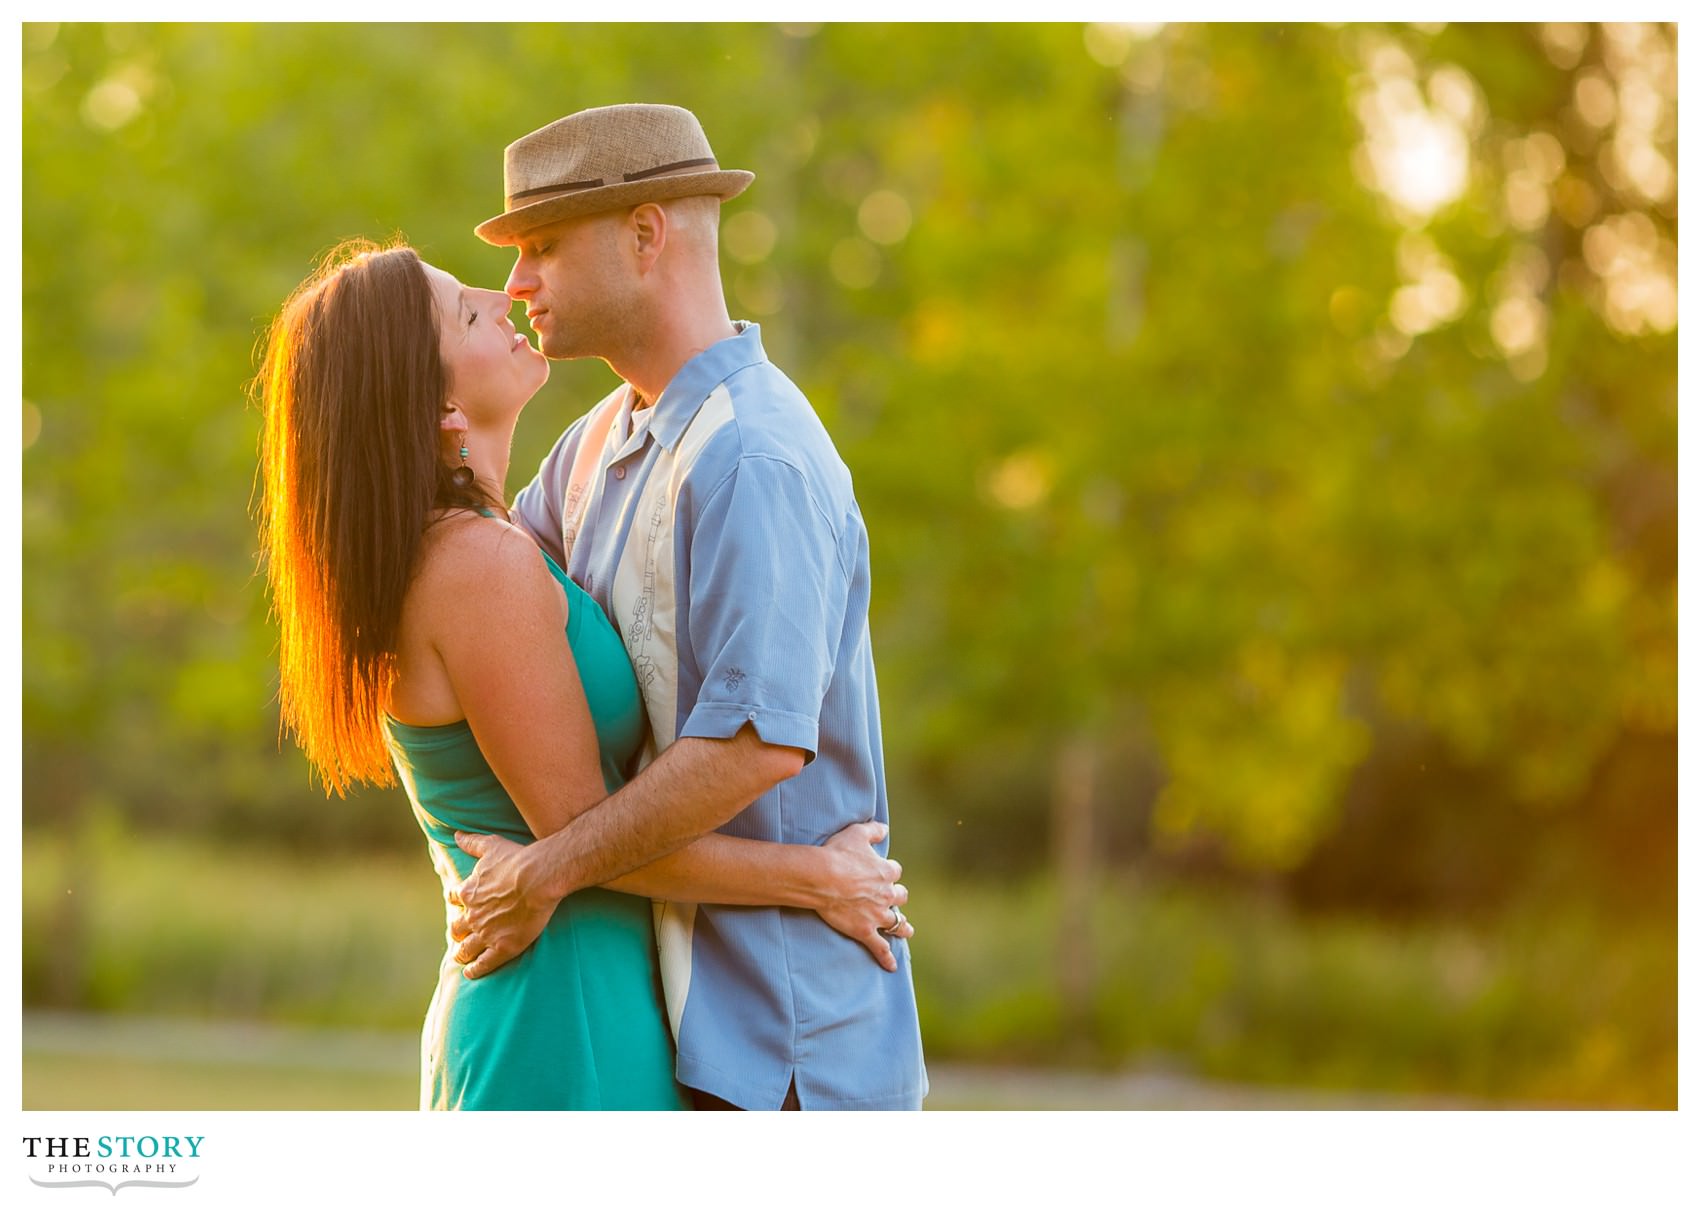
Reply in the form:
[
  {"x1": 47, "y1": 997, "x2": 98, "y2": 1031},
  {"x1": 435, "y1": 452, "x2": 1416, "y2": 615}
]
[{"x1": 23, "y1": 1135, "x2": 203, "y2": 1195}]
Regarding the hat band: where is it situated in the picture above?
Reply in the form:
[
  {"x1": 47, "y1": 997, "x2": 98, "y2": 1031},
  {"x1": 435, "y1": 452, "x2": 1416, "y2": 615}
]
[
  {"x1": 508, "y1": 157, "x2": 720, "y2": 205},
  {"x1": 621, "y1": 156, "x2": 717, "y2": 182}
]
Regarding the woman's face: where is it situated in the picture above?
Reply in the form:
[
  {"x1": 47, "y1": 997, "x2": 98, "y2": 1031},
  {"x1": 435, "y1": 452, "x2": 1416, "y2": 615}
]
[{"x1": 423, "y1": 261, "x2": 548, "y2": 427}]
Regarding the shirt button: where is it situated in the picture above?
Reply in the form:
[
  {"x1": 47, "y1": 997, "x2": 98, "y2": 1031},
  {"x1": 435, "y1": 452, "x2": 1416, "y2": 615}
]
[
  {"x1": 614, "y1": 466, "x2": 627, "y2": 480},
  {"x1": 747, "y1": 712, "x2": 757, "y2": 721}
]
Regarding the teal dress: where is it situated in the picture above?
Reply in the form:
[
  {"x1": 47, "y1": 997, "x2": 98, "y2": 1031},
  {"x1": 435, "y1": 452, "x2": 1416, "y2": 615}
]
[{"x1": 386, "y1": 546, "x2": 689, "y2": 1111}]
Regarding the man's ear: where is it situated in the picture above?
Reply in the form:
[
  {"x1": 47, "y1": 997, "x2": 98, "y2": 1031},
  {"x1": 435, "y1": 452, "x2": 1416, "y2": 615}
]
[{"x1": 630, "y1": 202, "x2": 668, "y2": 274}]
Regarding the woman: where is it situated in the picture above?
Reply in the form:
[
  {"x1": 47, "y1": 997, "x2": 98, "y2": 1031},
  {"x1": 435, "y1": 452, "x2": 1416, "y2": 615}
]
[{"x1": 254, "y1": 239, "x2": 910, "y2": 1110}]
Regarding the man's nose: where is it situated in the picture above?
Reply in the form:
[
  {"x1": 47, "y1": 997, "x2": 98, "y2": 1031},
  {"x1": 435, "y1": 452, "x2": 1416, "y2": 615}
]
[{"x1": 505, "y1": 259, "x2": 536, "y2": 300}]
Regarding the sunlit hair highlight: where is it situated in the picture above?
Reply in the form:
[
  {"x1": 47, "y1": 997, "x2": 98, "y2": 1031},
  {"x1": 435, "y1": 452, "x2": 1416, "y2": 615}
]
[{"x1": 253, "y1": 238, "x2": 494, "y2": 795}]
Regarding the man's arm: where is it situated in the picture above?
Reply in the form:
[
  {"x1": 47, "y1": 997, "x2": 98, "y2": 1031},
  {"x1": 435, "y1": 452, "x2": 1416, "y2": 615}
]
[
  {"x1": 603, "y1": 822, "x2": 910, "y2": 965},
  {"x1": 452, "y1": 724, "x2": 801, "y2": 979},
  {"x1": 460, "y1": 816, "x2": 913, "y2": 973},
  {"x1": 456, "y1": 452, "x2": 853, "y2": 978}
]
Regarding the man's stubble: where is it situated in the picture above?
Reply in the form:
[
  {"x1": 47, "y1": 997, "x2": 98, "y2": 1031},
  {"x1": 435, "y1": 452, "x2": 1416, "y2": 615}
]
[{"x1": 539, "y1": 277, "x2": 649, "y2": 369}]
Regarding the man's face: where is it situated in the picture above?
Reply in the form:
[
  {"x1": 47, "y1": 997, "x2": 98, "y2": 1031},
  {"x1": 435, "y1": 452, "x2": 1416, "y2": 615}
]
[{"x1": 503, "y1": 212, "x2": 639, "y2": 361}]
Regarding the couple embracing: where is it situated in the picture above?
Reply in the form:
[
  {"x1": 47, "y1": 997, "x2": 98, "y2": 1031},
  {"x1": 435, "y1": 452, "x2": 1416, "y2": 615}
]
[{"x1": 256, "y1": 104, "x2": 927, "y2": 1110}]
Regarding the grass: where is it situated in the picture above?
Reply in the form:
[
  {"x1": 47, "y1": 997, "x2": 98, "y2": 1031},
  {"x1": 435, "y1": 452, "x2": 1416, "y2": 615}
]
[
  {"x1": 24, "y1": 1051, "x2": 416, "y2": 1111},
  {"x1": 22, "y1": 827, "x2": 1676, "y2": 1108},
  {"x1": 23, "y1": 1011, "x2": 419, "y2": 1109},
  {"x1": 22, "y1": 1015, "x2": 1487, "y2": 1110}
]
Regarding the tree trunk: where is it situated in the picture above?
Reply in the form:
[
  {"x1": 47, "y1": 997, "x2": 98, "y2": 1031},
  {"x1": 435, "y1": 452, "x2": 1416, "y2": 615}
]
[
  {"x1": 1053, "y1": 731, "x2": 1097, "y2": 1044},
  {"x1": 41, "y1": 753, "x2": 90, "y2": 1007}
]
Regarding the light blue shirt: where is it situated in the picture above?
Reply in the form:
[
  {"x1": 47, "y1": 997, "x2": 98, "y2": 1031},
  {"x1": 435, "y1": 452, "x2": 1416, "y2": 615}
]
[{"x1": 513, "y1": 323, "x2": 927, "y2": 1110}]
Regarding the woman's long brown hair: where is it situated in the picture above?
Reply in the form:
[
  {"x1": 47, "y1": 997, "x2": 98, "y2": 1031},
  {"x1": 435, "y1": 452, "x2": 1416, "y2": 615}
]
[{"x1": 253, "y1": 239, "x2": 493, "y2": 795}]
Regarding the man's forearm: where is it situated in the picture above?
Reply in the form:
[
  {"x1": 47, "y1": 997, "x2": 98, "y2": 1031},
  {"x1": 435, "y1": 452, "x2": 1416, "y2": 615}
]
[
  {"x1": 530, "y1": 724, "x2": 803, "y2": 900},
  {"x1": 603, "y1": 835, "x2": 828, "y2": 908}
]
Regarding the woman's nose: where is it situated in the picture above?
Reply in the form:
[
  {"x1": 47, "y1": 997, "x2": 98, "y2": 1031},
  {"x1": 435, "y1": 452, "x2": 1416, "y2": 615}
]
[{"x1": 479, "y1": 287, "x2": 515, "y2": 320}]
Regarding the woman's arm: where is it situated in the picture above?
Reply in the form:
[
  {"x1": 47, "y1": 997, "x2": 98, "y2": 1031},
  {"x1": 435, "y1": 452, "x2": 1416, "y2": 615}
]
[
  {"x1": 425, "y1": 521, "x2": 608, "y2": 837},
  {"x1": 604, "y1": 821, "x2": 913, "y2": 971}
]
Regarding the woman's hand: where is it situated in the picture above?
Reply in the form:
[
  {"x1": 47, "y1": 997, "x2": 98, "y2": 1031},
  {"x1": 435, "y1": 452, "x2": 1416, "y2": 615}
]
[{"x1": 815, "y1": 821, "x2": 913, "y2": 972}]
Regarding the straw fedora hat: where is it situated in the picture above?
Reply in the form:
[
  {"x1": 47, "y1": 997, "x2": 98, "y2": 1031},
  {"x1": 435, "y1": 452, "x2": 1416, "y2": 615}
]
[{"x1": 475, "y1": 103, "x2": 754, "y2": 245}]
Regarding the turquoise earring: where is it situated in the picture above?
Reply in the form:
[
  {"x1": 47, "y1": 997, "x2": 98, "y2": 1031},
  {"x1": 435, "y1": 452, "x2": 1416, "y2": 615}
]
[{"x1": 451, "y1": 442, "x2": 475, "y2": 489}]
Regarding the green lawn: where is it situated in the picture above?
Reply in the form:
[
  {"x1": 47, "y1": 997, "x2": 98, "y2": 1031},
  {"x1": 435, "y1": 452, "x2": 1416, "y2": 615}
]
[
  {"x1": 22, "y1": 828, "x2": 1677, "y2": 1108},
  {"x1": 24, "y1": 1051, "x2": 415, "y2": 1111},
  {"x1": 23, "y1": 1013, "x2": 1485, "y2": 1110}
]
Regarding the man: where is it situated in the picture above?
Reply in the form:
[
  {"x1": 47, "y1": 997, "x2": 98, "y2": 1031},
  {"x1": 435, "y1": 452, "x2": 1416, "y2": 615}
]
[{"x1": 449, "y1": 103, "x2": 927, "y2": 1111}]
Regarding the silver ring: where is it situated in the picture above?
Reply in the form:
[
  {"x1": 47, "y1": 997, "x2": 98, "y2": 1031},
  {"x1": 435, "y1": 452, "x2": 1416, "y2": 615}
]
[{"x1": 880, "y1": 905, "x2": 906, "y2": 936}]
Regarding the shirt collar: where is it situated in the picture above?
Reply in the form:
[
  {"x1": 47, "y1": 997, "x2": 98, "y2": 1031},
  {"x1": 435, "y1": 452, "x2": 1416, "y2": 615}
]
[{"x1": 642, "y1": 322, "x2": 766, "y2": 451}]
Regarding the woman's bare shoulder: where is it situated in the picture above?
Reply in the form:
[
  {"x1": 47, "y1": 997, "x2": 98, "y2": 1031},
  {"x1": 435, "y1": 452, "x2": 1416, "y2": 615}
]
[
  {"x1": 391, "y1": 511, "x2": 567, "y2": 725},
  {"x1": 411, "y1": 510, "x2": 559, "y2": 612}
]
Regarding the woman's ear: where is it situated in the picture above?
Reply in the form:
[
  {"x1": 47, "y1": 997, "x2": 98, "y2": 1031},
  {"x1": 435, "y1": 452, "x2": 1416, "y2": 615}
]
[{"x1": 440, "y1": 404, "x2": 469, "y2": 436}]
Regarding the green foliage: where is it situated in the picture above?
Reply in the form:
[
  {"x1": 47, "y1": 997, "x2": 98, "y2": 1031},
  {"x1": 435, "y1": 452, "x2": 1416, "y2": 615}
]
[
  {"x1": 24, "y1": 826, "x2": 444, "y2": 1028},
  {"x1": 22, "y1": 23, "x2": 1674, "y2": 902},
  {"x1": 918, "y1": 869, "x2": 1673, "y2": 1106}
]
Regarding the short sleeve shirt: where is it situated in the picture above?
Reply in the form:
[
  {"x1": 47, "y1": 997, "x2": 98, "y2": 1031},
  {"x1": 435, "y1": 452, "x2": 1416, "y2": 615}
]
[{"x1": 512, "y1": 324, "x2": 927, "y2": 1110}]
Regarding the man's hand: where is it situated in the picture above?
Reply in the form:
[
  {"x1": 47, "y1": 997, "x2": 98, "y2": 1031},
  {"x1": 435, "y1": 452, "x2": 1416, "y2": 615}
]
[
  {"x1": 816, "y1": 821, "x2": 913, "y2": 973},
  {"x1": 450, "y1": 832, "x2": 561, "y2": 979}
]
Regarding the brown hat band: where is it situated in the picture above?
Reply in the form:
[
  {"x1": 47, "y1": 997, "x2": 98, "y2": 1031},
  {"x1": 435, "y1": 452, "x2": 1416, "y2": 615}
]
[{"x1": 509, "y1": 157, "x2": 720, "y2": 205}]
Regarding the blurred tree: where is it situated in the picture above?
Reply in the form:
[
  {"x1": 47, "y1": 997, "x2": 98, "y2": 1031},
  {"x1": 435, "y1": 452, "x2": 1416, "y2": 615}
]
[
  {"x1": 21, "y1": 23, "x2": 1675, "y2": 931},
  {"x1": 797, "y1": 23, "x2": 1674, "y2": 908}
]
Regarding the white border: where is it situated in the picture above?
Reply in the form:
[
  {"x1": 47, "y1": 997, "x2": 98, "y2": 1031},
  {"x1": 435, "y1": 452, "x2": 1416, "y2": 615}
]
[{"x1": 8, "y1": 12, "x2": 1692, "y2": 1210}]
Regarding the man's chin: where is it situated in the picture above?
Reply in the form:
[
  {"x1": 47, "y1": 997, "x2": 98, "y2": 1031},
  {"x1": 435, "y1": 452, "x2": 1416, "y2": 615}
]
[{"x1": 538, "y1": 335, "x2": 586, "y2": 361}]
